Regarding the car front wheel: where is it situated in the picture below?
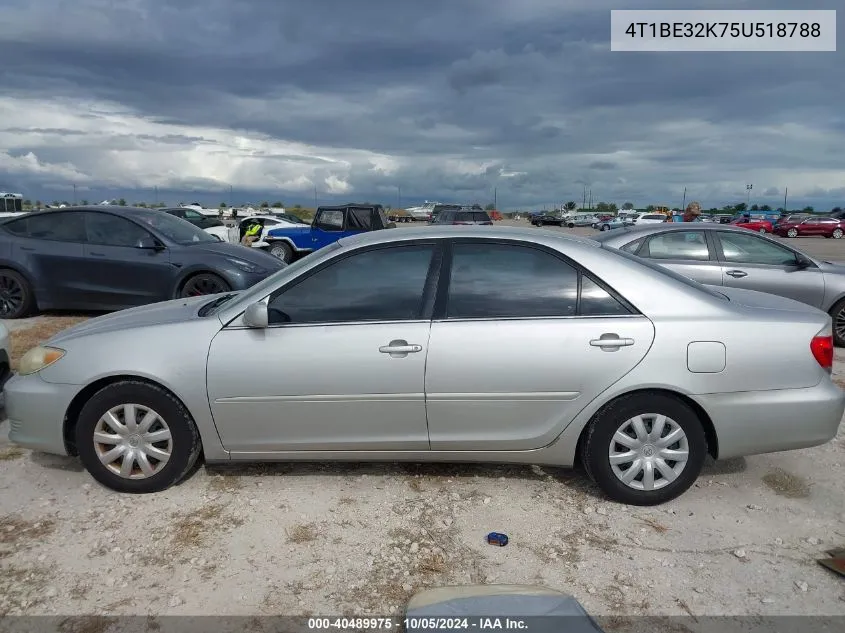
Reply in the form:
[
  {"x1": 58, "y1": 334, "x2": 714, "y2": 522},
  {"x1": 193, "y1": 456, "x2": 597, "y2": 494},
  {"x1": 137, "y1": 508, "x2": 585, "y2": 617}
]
[
  {"x1": 758, "y1": 227, "x2": 767, "y2": 233},
  {"x1": 833, "y1": 228, "x2": 844, "y2": 239},
  {"x1": 269, "y1": 241, "x2": 294, "y2": 262},
  {"x1": 75, "y1": 381, "x2": 202, "y2": 493},
  {"x1": 580, "y1": 392, "x2": 707, "y2": 505},
  {"x1": 787, "y1": 228, "x2": 798, "y2": 237}
]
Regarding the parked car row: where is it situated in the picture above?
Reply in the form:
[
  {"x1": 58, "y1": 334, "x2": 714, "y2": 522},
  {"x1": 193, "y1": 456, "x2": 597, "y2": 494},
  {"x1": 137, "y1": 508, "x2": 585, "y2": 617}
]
[{"x1": 5, "y1": 225, "x2": 843, "y2": 507}]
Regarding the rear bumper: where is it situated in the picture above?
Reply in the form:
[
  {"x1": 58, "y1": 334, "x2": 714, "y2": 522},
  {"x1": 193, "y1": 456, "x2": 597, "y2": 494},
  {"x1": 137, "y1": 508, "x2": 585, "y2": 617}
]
[
  {"x1": 4, "y1": 373, "x2": 79, "y2": 456},
  {"x1": 692, "y1": 379, "x2": 845, "y2": 460}
]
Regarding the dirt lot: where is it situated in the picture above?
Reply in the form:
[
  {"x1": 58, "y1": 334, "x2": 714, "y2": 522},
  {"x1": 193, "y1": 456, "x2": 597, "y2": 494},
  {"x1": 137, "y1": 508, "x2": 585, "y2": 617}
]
[{"x1": 1, "y1": 226, "x2": 844, "y2": 618}]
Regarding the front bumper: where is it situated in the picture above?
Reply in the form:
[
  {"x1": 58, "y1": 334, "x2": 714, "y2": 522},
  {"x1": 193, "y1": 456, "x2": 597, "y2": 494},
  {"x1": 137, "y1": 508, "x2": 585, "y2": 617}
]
[
  {"x1": 693, "y1": 379, "x2": 845, "y2": 460},
  {"x1": 4, "y1": 373, "x2": 80, "y2": 456}
]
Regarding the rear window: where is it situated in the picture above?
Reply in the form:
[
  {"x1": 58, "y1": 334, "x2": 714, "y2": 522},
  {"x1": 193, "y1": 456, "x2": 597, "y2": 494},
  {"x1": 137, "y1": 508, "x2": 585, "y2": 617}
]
[{"x1": 472, "y1": 211, "x2": 490, "y2": 221}]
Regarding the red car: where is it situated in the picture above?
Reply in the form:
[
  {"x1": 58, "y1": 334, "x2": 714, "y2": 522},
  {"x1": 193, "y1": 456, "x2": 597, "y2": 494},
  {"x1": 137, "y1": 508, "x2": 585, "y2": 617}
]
[
  {"x1": 773, "y1": 216, "x2": 845, "y2": 239},
  {"x1": 730, "y1": 217, "x2": 773, "y2": 233}
]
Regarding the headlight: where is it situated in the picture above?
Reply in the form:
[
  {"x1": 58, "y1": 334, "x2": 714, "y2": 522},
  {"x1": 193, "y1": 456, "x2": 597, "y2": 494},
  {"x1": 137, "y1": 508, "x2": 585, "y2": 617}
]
[
  {"x1": 18, "y1": 346, "x2": 66, "y2": 376},
  {"x1": 226, "y1": 258, "x2": 265, "y2": 274}
]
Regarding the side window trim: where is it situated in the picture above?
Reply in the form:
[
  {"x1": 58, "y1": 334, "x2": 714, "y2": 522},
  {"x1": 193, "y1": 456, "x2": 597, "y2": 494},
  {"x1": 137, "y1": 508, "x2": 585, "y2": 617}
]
[
  {"x1": 257, "y1": 240, "x2": 445, "y2": 328},
  {"x1": 431, "y1": 238, "x2": 639, "y2": 322}
]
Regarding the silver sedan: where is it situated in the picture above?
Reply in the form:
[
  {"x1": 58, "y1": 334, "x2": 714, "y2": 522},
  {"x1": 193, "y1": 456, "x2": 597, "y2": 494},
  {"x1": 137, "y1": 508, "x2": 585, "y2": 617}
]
[
  {"x1": 5, "y1": 226, "x2": 844, "y2": 505},
  {"x1": 594, "y1": 223, "x2": 845, "y2": 345}
]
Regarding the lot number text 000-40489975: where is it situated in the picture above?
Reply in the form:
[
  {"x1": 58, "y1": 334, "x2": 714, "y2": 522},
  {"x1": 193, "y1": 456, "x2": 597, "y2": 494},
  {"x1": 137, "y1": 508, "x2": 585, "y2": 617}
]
[{"x1": 610, "y1": 10, "x2": 836, "y2": 52}]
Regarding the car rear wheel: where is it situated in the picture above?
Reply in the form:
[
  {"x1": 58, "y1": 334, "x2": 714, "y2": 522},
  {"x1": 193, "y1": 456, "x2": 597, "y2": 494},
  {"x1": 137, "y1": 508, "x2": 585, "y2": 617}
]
[
  {"x1": 75, "y1": 381, "x2": 202, "y2": 493},
  {"x1": 830, "y1": 298, "x2": 845, "y2": 347},
  {"x1": 600, "y1": 224, "x2": 610, "y2": 231},
  {"x1": 787, "y1": 228, "x2": 798, "y2": 238},
  {"x1": 567, "y1": 223, "x2": 575, "y2": 228},
  {"x1": 580, "y1": 393, "x2": 707, "y2": 505},
  {"x1": 269, "y1": 241, "x2": 294, "y2": 262},
  {"x1": 0, "y1": 269, "x2": 35, "y2": 319},
  {"x1": 179, "y1": 273, "x2": 230, "y2": 298},
  {"x1": 833, "y1": 229, "x2": 844, "y2": 239},
  {"x1": 758, "y1": 227, "x2": 767, "y2": 233}
]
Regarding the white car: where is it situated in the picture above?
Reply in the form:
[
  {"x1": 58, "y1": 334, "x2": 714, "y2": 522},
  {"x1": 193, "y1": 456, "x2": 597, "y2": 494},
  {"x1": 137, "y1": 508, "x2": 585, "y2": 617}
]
[
  {"x1": 204, "y1": 215, "x2": 302, "y2": 248},
  {"x1": 631, "y1": 212, "x2": 669, "y2": 225}
]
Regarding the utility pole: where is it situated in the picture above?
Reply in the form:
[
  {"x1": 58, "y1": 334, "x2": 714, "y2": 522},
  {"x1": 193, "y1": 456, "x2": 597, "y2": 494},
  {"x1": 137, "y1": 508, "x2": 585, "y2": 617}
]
[
  {"x1": 313, "y1": 185, "x2": 318, "y2": 209},
  {"x1": 154, "y1": 186, "x2": 158, "y2": 205},
  {"x1": 588, "y1": 189, "x2": 592, "y2": 210},
  {"x1": 494, "y1": 187, "x2": 497, "y2": 210},
  {"x1": 397, "y1": 186, "x2": 401, "y2": 210},
  {"x1": 746, "y1": 183, "x2": 752, "y2": 206},
  {"x1": 784, "y1": 187, "x2": 788, "y2": 212},
  {"x1": 73, "y1": 184, "x2": 77, "y2": 205},
  {"x1": 229, "y1": 185, "x2": 233, "y2": 208},
  {"x1": 682, "y1": 187, "x2": 686, "y2": 211}
]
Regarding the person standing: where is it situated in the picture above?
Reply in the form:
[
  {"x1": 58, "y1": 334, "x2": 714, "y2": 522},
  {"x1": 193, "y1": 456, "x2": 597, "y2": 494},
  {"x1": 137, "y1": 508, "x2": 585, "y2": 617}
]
[{"x1": 683, "y1": 201, "x2": 702, "y2": 222}]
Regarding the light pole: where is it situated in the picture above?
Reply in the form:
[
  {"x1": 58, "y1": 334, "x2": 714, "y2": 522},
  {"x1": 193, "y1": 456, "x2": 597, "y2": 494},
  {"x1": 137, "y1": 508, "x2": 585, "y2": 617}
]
[{"x1": 746, "y1": 184, "x2": 753, "y2": 206}]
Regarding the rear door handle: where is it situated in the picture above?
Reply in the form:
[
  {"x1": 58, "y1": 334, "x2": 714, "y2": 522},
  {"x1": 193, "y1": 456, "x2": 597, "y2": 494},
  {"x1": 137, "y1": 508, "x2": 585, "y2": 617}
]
[
  {"x1": 379, "y1": 339, "x2": 423, "y2": 357},
  {"x1": 20, "y1": 246, "x2": 35, "y2": 252},
  {"x1": 726, "y1": 270, "x2": 747, "y2": 278},
  {"x1": 90, "y1": 252, "x2": 105, "y2": 257},
  {"x1": 590, "y1": 334, "x2": 634, "y2": 351}
]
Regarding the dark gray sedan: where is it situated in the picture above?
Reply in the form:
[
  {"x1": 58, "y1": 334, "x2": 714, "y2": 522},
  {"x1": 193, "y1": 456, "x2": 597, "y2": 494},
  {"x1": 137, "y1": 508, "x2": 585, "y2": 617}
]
[
  {"x1": 0, "y1": 206, "x2": 285, "y2": 318},
  {"x1": 595, "y1": 223, "x2": 845, "y2": 345}
]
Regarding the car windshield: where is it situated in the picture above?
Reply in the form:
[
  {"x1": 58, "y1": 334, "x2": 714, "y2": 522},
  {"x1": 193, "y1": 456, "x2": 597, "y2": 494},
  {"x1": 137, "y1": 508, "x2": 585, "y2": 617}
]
[{"x1": 132, "y1": 209, "x2": 218, "y2": 244}]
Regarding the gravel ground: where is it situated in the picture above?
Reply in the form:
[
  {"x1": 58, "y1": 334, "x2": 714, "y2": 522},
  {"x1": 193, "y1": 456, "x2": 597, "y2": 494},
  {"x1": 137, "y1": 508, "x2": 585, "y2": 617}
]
[{"x1": 1, "y1": 228, "x2": 844, "y2": 618}]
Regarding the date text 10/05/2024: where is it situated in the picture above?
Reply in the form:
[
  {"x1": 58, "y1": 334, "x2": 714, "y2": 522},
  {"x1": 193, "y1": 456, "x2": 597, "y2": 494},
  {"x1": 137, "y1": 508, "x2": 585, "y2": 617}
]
[{"x1": 307, "y1": 617, "x2": 532, "y2": 630}]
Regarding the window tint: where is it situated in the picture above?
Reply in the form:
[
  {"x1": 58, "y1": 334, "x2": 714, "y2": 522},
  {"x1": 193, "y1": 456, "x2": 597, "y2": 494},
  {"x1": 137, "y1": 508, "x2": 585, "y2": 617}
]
[
  {"x1": 642, "y1": 214, "x2": 665, "y2": 220},
  {"x1": 267, "y1": 245, "x2": 434, "y2": 324},
  {"x1": 315, "y1": 209, "x2": 344, "y2": 231},
  {"x1": 447, "y1": 243, "x2": 579, "y2": 318},
  {"x1": 454, "y1": 211, "x2": 473, "y2": 222},
  {"x1": 641, "y1": 231, "x2": 710, "y2": 261},
  {"x1": 2, "y1": 217, "x2": 30, "y2": 236},
  {"x1": 26, "y1": 212, "x2": 87, "y2": 242},
  {"x1": 717, "y1": 232, "x2": 797, "y2": 265},
  {"x1": 472, "y1": 212, "x2": 491, "y2": 222},
  {"x1": 85, "y1": 213, "x2": 151, "y2": 247},
  {"x1": 347, "y1": 208, "x2": 373, "y2": 230},
  {"x1": 183, "y1": 210, "x2": 203, "y2": 220},
  {"x1": 579, "y1": 276, "x2": 631, "y2": 316}
]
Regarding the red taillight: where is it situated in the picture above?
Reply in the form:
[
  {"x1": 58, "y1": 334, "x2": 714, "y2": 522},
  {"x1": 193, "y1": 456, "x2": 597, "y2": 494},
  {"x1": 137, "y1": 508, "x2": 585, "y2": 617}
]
[{"x1": 810, "y1": 335, "x2": 834, "y2": 372}]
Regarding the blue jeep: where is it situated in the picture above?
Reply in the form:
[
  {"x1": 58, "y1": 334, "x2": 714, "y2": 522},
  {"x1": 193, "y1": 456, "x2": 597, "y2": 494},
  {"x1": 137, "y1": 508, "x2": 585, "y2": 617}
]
[{"x1": 263, "y1": 204, "x2": 394, "y2": 262}]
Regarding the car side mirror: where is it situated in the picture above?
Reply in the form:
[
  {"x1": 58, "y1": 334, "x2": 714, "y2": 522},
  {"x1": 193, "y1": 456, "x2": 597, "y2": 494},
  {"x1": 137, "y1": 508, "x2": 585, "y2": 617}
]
[
  {"x1": 243, "y1": 301, "x2": 269, "y2": 328},
  {"x1": 135, "y1": 236, "x2": 160, "y2": 250},
  {"x1": 794, "y1": 257, "x2": 811, "y2": 270}
]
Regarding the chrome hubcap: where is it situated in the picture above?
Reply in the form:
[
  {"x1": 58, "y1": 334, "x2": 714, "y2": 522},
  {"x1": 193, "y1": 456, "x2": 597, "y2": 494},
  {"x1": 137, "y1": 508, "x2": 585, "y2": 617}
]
[
  {"x1": 93, "y1": 404, "x2": 173, "y2": 479},
  {"x1": 834, "y1": 230, "x2": 843, "y2": 239},
  {"x1": 609, "y1": 414, "x2": 689, "y2": 491},
  {"x1": 788, "y1": 229, "x2": 797, "y2": 237}
]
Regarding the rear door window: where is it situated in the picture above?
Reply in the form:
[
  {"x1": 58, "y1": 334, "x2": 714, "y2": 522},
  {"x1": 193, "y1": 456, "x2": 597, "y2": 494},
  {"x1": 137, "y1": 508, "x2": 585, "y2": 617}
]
[
  {"x1": 84, "y1": 212, "x2": 152, "y2": 247},
  {"x1": 24, "y1": 212, "x2": 87, "y2": 242},
  {"x1": 640, "y1": 231, "x2": 711, "y2": 261}
]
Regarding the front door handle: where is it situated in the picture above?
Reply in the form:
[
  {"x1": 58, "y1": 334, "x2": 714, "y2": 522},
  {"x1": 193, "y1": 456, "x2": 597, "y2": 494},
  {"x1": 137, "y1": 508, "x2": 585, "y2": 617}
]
[
  {"x1": 726, "y1": 269, "x2": 747, "y2": 278},
  {"x1": 90, "y1": 252, "x2": 105, "y2": 257},
  {"x1": 590, "y1": 334, "x2": 634, "y2": 351},
  {"x1": 379, "y1": 339, "x2": 423, "y2": 358}
]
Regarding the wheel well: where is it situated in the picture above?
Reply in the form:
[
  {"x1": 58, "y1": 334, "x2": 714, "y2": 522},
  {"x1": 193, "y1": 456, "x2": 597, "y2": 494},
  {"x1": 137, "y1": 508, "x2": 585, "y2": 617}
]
[
  {"x1": 62, "y1": 375, "x2": 193, "y2": 456},
  {"x1": 0, "y1": 265, "x2": 38, "y2": 304},
  {"x1": 573, "y1": 388, "x2": 719, "y2": 467},
  {"x1": 174, "y1": 270, "x2": 227, "y2": 297}
]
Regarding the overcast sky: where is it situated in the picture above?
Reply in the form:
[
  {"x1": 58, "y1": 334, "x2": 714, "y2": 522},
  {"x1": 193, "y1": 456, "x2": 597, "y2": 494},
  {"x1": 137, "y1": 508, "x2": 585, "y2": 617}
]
[{"x1": 1, "y1": 0, "x2": 843, "y2": 209}]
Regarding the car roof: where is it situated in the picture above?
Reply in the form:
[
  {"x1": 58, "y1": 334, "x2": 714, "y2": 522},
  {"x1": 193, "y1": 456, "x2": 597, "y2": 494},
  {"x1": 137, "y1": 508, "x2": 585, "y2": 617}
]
[
  {"x1": 337, "y1": 224, "x2": 601, "y2": 251},
  {"x1": 593, "y1": 222, "x2": 760, "y2": 244}
]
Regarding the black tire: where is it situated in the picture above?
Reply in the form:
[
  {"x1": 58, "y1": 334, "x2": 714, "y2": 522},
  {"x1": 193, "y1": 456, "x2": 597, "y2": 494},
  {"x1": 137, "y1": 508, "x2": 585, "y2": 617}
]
[
  {"x1": 600, "y1": 224, "x2": 610, "y2": 231},
  {"x1": 178, "y1": 273, "x2": 230, "y2": 298},
  {"x1": 0, "y1": 268, "x2": 35, "y2": 319},
  {"x1": 75, "y1": 380, "x2": 202, "y2": 493},
  {"x1": 567, "y1": 223, "x2": 575, "y2": 228},
  {"x1": 580, "y1": 392, "x2": 707, "y2": 506},
  {"x1": 269, "y1": 241, "x2": 294, "y2": 263},
  {"x1": 830, "y1": 297, "x2": 845, "y2": 347}
]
